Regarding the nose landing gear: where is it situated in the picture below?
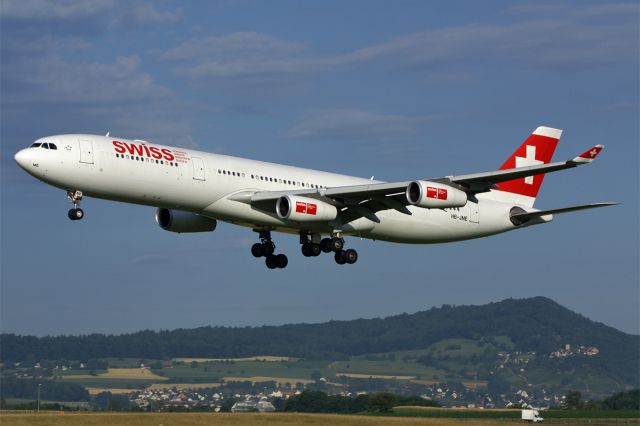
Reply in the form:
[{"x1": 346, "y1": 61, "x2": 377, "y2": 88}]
[
  {"x1": 251, "y1": 230, "x2": 288, "y2": 269},
  {"x1": 67, "y1": 190, "x2": 84, "y2": 221}
]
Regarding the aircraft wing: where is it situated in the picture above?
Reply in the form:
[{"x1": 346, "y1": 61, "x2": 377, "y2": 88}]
[
  {"x1": 240, "y1": 144, "x2": 606, "y2": 222},
  {"x1": 247, "y1": 182, "x2": 413, "y2": 221},
  {"x1": 442, "y1": 144, "x2": 604, "y2": 193}
]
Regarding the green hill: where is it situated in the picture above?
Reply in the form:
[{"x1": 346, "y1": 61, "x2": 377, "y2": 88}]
[{"x1": 2, "y1": 297, "x2": 638, "y2": 399}]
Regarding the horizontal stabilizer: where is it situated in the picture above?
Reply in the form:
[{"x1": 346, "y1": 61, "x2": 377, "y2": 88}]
[{"x1": 510, "y1": 202, "x2": 617, "y2": 226}]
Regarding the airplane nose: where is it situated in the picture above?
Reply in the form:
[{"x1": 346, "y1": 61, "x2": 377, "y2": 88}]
[{"x1": 14, "y1": 149, "x2": 30, "y2": 170}]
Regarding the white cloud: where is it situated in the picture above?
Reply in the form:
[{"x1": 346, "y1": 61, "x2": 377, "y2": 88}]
[
  {"x1": 160, "y1": 4, "x2": 636, "y2": 81},
  {"x1": 0, "y1": 0, "x2": 114, "y2": 20},
  {"x1": 162, "y1": 32, "x2": 304, "y2": 61},
  {"x1": 3, "y1": 55, "x2": 171, "y2": 103},
  {"x1": 0, "y1": 0, "x2": 181, "y2": 24},
  {"x1": 284, "y1": 110, "x2": 448, "y2": 142}
]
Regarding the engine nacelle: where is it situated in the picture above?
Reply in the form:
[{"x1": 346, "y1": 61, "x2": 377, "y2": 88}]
[
  {"x1": 276, "y1": 195, "x2": 338, "y2": 222},
  {"x1": 406, "y1": 181, "x2": 468, "y2": 209},
  {"x1": 155, "y1": 208, "x2": 217, "y2": 233}
]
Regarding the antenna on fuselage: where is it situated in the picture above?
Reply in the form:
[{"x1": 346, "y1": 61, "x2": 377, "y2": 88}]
[{"x1": 105, "y1": 131, "x2": 110, "y2": 137}]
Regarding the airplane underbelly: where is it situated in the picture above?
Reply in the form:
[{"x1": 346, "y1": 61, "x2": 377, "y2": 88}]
[{"x1": 366, "y1": 201, "x2": 513, "y2": 243}]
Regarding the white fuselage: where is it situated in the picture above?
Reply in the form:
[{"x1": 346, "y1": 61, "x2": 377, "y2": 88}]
[{"x1": 15, "y1": 134, "x2": 520, "y2": 243}]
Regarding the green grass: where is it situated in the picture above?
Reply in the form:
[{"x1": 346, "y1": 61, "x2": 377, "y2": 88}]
[
  {"x1": 330, "y1": 359, "x2": 446, "y2": 380},
  {"x1": 104, "y1": 358, "x2": 160, "y2": 368},
  {"x1": 166, "y1": 359, "x2": 329, "y2": 381}
]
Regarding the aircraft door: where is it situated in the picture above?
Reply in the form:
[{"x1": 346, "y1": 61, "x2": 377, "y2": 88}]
[
  {"x1": 192, "y1": 157, "x2": 206, "y2": 181},
  {"x1": 79, "y1": 139, "x2": 94, "y2": 164}
]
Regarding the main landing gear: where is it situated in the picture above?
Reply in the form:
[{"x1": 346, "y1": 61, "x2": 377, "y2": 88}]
[
  {"x1": 303, "y1": 234, "x2": 358, "y2": 265},
  {"x1": 252, "y1": 231, "x2": 358, "y2": 269},
  {"x1": 67, "y1": 190, "x2": 84, "y2": 221},
  {"x1": 251, "y1": 230, "x2": 288, "y2": 269}
]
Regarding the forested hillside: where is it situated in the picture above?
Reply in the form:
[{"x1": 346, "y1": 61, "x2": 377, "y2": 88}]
[{"x1": 2, "y1": 297, "x2": 638, "y2": 386}]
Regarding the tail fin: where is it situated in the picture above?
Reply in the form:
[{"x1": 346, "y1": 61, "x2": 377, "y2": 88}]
[{"x1": 493, "y1": 126, "x2": 562, "y2": 207}]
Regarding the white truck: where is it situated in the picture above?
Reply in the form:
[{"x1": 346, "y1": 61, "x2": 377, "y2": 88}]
[{"x1": 522, "y1": 409, "x2": 544, "y2": 423}]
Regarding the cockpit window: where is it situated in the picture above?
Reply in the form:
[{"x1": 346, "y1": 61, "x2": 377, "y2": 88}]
[
  {"x1": 30, "y1": 143, "x2": 41, "y2": 148},
  {"x1": 42, "y1": 143, "x2": 49, "y2": 149},
  {"x1": 49, "y1": 143, "x2": 57, "y2": 150}
]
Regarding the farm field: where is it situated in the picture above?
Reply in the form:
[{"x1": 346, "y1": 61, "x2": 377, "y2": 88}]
[
  {"x1": 62, "y1": 368, "x2": 167, "y2": 381},
  {"x1": 0, "y1": 412, "x2": 524, "y2": 426}
]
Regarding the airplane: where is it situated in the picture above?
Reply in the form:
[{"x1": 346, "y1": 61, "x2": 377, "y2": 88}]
[{"x1": 14, "y1": 126, "x2": 615, "y2": 269}]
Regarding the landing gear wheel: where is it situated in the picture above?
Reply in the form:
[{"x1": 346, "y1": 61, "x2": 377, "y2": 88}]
[
  {"x1": 251, "y1": 243, "x2": 264, "y2": 258},
  {"x1": 309, "y1": 243, "x2": 321, "y2": 257},
  {"x1": 265, "y1": 255, "x2": 278, "y2": 269},
  {"x1": 334, "y1": 250, "x2": 347, "y2": 265},
  {"x1": 68, "y1": 208, "x2": 84, "y2": 221},
  {"x1": 320, "y1": 238, "x2": 333, "y2": 253},
  {"x1": 276, "y1": 254, "x2": 288, "y2": 269},
  {"x1": 301, "y1": 243, "x2": 321, "y2": 257},
  {"x1": 344, "y1": 249, "x2": 358, "y2": 264},
  {"x1": 261, "y1": 242, "x2": 275, "y2": 257},
  {"x1": 330, "y1": 237, "x2": 344, "y2": 252}
]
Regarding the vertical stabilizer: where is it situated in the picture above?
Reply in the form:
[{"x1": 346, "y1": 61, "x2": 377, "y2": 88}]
[{"x1": 492, "y1": 126, "x2": 562, "y2": 207}]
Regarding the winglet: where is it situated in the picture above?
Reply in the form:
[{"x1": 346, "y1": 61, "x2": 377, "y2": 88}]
[{"x1": 572, "y1": 144, "x2": 604, "y2": 163}]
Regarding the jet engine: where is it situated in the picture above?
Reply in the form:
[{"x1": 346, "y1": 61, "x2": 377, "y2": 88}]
[
  {"x1": 155, "y1": 208, "x2": 217, "y2": 233},
  {"x1": 406, "y1": 181, "x2": 468, "y2": 208},
  {"x1": 276, "y1": 195, "x2": 338, "y2": 222}
]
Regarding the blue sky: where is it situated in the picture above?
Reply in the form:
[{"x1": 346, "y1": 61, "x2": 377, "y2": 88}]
[{"x1": 1, "y1": 0, "x2": 638, "y2": 336}]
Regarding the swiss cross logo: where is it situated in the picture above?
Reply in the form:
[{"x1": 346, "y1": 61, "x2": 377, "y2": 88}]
[
  {"x1": 581, "y1": 146, "x2": 602, "y2": 159},
  {"x1": 515, "y1": 145, "x2": 543, "y2": 185},
  {"x1": 295, "y1": 201, "x2": 317, "y2": 215},
  {"x1": 426, "y1": 187, "x2": 448, "y2": 200},
  {"x1": 307, "y1": 203, "x2": 317, "y2": 215},
  {"x1": 497, "y1": 131, "x2": 559, "y2": 199}
]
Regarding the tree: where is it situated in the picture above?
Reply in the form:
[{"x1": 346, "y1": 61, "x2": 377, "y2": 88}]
[
  {"x1": 367, "y1": 392, "x2": 397, "y2": 413},
  {"x1": 94, "y1": 392, "x2": 130, "y2": 411},
  {"x1": 565, "y1": 390, "x2": 582, "y2": 410},
  {"x1": 487, "y1": 375, "x2": 511, "y2": 395},
  {"x1": 601, "y1": 389, "x2": 640, "y2": 410}
]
